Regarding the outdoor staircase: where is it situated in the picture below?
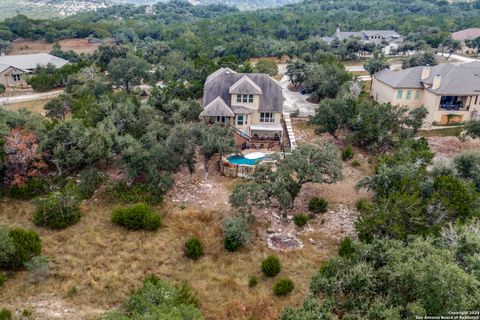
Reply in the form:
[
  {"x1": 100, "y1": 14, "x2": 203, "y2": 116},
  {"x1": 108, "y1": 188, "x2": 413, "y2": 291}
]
[{"x1": 283, "y1": 113, "x2": 297, "y2": 151}]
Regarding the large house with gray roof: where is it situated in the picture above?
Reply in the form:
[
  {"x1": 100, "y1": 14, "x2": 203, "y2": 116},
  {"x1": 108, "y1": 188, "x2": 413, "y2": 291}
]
[
  {"x1": 323, "y1": 29, "x2": 404, "y2": 55},
  {"x1": 371, "y1": 62, "x2": 480, "y2": 126},
  {"x1": 200, "y1": 68, "x2": 285, "y2": 148},
  {"x1": 0, "y1": 53, "x2": 69, "y2": 88}
]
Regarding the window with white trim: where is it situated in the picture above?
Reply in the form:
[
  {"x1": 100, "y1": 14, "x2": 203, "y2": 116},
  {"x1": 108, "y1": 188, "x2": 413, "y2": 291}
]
[
  {"x1": 397, "y1": 90, "x2": 403, "y2": 99},
  {"x1": 260, "y1": 112, "x2": 274, "y2": 123},
  {"x1": 12, "y1": 74, "x2": 21, "y2": 81},
  {"x1": 236, "y1": 115, "x2": 247, "y2": 125},
  {"x1": 237, "y1": 94, "x2": 254, "y2": 103},
  {"x1": 415, "y1": 90, "x2": 420, "y2": 100}
]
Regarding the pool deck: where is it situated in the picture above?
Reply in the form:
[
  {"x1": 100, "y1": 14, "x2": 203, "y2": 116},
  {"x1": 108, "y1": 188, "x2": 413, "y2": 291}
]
[{"x1": 242, "y1": 149, "x2": 277, "y2": 156}]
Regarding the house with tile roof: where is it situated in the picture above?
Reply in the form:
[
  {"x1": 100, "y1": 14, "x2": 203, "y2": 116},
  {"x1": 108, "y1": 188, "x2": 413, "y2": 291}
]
[
  {"x1": 452, "y1": 28, "x2": 480, "y2": 53},
  {"x1": 200, "y1": 68, "x2": 286, "y2": 149},
  {"x1": 0, "y1": 53, "x2": 69, "y2": 88},
  {"x1": 371, "y1": 62, "x2": 480, "y2": 126},
  {"x1": 322, "y1": 28, "x2": 405, "y2": 55}
]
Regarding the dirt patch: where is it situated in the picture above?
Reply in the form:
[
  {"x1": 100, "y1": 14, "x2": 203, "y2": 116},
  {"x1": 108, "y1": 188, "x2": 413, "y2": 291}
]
[
  {"x1": 10, "y1": 38, "x2": 105, "y2": 55},
  {"x1": 427, "y1": 136, "x2": 480, "y2": 161},
  {"x1": 249, "y1": 56, "x2": 290, "y2": 65},
  {"x1": 167, "y1": 155, "x2": 237, "y2": 211}
]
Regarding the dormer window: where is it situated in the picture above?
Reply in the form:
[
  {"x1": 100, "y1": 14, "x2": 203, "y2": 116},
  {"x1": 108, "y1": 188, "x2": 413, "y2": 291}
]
[{"x1": 237, "y1": 94, "x2": 254, "y2": 103}]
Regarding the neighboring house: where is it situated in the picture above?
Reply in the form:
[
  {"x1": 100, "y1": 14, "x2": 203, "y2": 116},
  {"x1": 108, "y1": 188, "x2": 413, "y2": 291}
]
[
  {"x1": 452, "y1": 28, "x2": 480, "y2": 53},
  {"x1": 0, "y1": 53, "x2": 69, "y2": 88},
  {"x1": 200, "y1": 68, "x2": 285, "y2": 148},
  {"x1": 322, "y1": 28, "x2": 405, "y2": 55},
  {"x1": 371, "y1": 62, "x2": 480, "y2": 126}
]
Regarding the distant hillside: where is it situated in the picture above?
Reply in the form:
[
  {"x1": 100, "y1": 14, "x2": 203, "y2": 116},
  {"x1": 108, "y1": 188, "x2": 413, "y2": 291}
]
[{"x1": 0, "y1": 0, "x2": 301, "y2": 20}]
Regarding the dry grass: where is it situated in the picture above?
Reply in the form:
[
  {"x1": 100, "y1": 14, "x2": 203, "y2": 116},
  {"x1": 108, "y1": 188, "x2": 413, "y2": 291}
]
[
  {"x1": 0, "y1": 196, "x2": 338, "y2": 320},
  {"x1": 10, "y1": 38, "x2": 103, "y2": 55},
  {"x1": 1, "y1": 98, "x2": 52, "y2": 114}
]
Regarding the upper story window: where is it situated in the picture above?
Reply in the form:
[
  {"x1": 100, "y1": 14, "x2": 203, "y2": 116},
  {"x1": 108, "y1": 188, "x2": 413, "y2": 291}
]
[
  {"x1": 260, "y1": 112, "x2": 274, "y2": 123},
  {"x1": 406, "y1": 90, "x2": 412, "y2": 100},
  {"x1": 12, "y1": 74, "x2": 21, "y2": 81},
  {"x1": 236, "y1": 94, "x2": 254, "y2": 103},
  {"x1": 415, "y1": 90, "x2": 420, "y2": 100},
  {"x1": 397, "y1": 90, "x2": 403, "y2": 99}
]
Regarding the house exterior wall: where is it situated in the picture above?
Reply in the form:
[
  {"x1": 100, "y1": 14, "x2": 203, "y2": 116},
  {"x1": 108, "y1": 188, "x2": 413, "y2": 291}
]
[
  {"x1": 372, "y1": 77, "x2": 480, "y2": 127},
  {"x1": 230, "y1": 94, "x2": 261, "y2": 111},
  {"x1": 0, "y1": 67, "x2": 28, "y2": 88}
]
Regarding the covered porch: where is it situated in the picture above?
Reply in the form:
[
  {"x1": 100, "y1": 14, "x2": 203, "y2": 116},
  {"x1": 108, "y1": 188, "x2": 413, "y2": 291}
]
[
  {"x1": 248, "y1": 123, "x2": 283, "y2": 150},
  {"x1": 439, "y1": 96, "x2": 470, "y2": 111}
]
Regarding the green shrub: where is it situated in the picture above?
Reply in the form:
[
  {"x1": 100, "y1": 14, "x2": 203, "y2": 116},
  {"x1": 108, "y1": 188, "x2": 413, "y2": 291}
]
[
  {"x1": 0, "y1": 309, "x2": 12, "y2": 320},
  {"x1": 78, "y1": 168, "x2": 104, "y2": 199},
  {"x1": 342, "y1": 145, "x2": 354, "y2": 161},
  {"x1": 273, "y1": 278, "x2": 294, "y2": 296},
  {"x1": 351, "y1": 160, "x2": 361, "y2": 167},
  {"x1": 111, "y1": 203, "x2": 162, "y2": 231},
  {"x1": 223, "y1": 215, "x2": 250, "y2": 252},
  {"x1": 184, "y1": 237, "x2": 204, "y2": 260},
  {"x1": 0, "y1": 84, "x2": 5, "y2": 94},
  {"x1": 0, "y1": 273, "x2": 6, "y2": 286},
  {"x1": 7, "y1": 177, "x2": 50, "y2": 200},
  {"x1": 0, "y1": 227, "x2": 15, "y2": 269},
  {"x1": 7, "y1": 228, "x2": 41, "y2": 270},
  {"x1": 261, "y1": 255, "x2": 281, "y2": 277},
  {"x1": 248, "y1": 276, "x2": 258, "y2": 288},
  {"x1": 308, "y1": 197, "x2": 328, "y2": 214},
  {"x1": 293, "y1": 214, "x2": 309, "y2": 227},
  {"x1": 103, "y1": 275, "x2": 203, "y2": 319},
  {"x1": 25, "y1": 256, "x2": 50, "y2": 284},
  {"x1": 34, "y1": 186, "x2": 81, "y2": 230},
  {"x1": 356, "y1": 198, "x2": 371, "y2": 211},
  {"x1": 339, "y1": 237, "x2": 355, "y2": 257},
  {"x1": 105, "y1": 181, "x2": 157, "y2": 204}
]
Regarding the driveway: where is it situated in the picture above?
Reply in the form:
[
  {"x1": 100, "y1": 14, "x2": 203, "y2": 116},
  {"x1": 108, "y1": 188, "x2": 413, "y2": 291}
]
[
  {"x1": 278, "y1": 64, "x2": 317, "y2": 117},
  {"x1": 437, "y1": 52, "x2": 478, "y2": 63},
  {"x1": 0, "y1": 89, "x2": 63, "y2": 106}
]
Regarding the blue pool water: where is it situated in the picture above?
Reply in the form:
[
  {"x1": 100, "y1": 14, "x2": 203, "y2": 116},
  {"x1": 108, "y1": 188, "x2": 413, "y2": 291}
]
[{"x1": 227, "y1": 155, "x2": 265, "y2": 166}]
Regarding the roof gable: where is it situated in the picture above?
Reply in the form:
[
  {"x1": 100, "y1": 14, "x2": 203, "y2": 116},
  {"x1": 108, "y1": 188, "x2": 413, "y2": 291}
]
[
  {"x1": 229, "y1": 75, "x2": 263, "y2": 95},
  {"x1": 200, "y1": 97, "x2": 235, "y2": 117}
]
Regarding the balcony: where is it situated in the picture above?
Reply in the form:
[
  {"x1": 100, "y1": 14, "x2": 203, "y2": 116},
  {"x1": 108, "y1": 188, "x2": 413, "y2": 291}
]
[{"x1": 439, "y1": 96, "x2": 468, "y2": 112}]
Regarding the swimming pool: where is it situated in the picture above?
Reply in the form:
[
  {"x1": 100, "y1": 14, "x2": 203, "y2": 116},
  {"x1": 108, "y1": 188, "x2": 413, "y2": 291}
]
[{"x1": 227, "y1": 155, "x2": 265, "y2": 166}]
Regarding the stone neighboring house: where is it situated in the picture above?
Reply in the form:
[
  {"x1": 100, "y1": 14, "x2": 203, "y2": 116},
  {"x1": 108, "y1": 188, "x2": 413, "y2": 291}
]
[
  {"x1": 200, "y1": 67, "x2": 286, "y2": 149},
  {"x1": 452, "y1": 28, "x2": 480, "y2": 53},
  {"x1": 0, "y1": 53, "x2": 69, "y2": 88},
  {"x1": 322, "y1": 29, "x2": 405, "y2": 55},
  {"x1": 371, "y1": 62, "x2": 480, "y2": 126}
]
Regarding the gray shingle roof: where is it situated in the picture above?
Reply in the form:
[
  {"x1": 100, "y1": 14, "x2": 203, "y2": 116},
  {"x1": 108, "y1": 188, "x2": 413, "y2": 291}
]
[
  {"x1": 203, "y1": 68, "x2": 283, "y2": 114},
  {"x1": 200, "y1": 96, "x2": 235, "y2": 117},
  {"x1": 374, "y1": 62, "x2": 480, "y2": 95},
  {"x1": 331, "y1": 29, "x2": 403, "y2": 43},
  {"x1": 363, "y1": 30, "x2": 402, "y2": 38},
  {"x1": 335, "y1": 31, "x2": 365, "y2": 41},
  {"x1": 229, "y1": 75, "x2": 263, "y2": 95},
  {"x1": 0, "y1": 63, "x2": 10, "y2": 73},
  {"x1": 0, "y1": 53, "x2": 69, "y2": 71}
]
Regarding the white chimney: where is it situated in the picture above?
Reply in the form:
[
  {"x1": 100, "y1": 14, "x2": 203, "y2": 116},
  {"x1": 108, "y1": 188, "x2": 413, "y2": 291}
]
[
  {"x1": 432, "y1": 75, "x2": 442, "y2": 90},
  {"x1": 421, "y1": 67, "x2": 430, "y2": 80}
]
